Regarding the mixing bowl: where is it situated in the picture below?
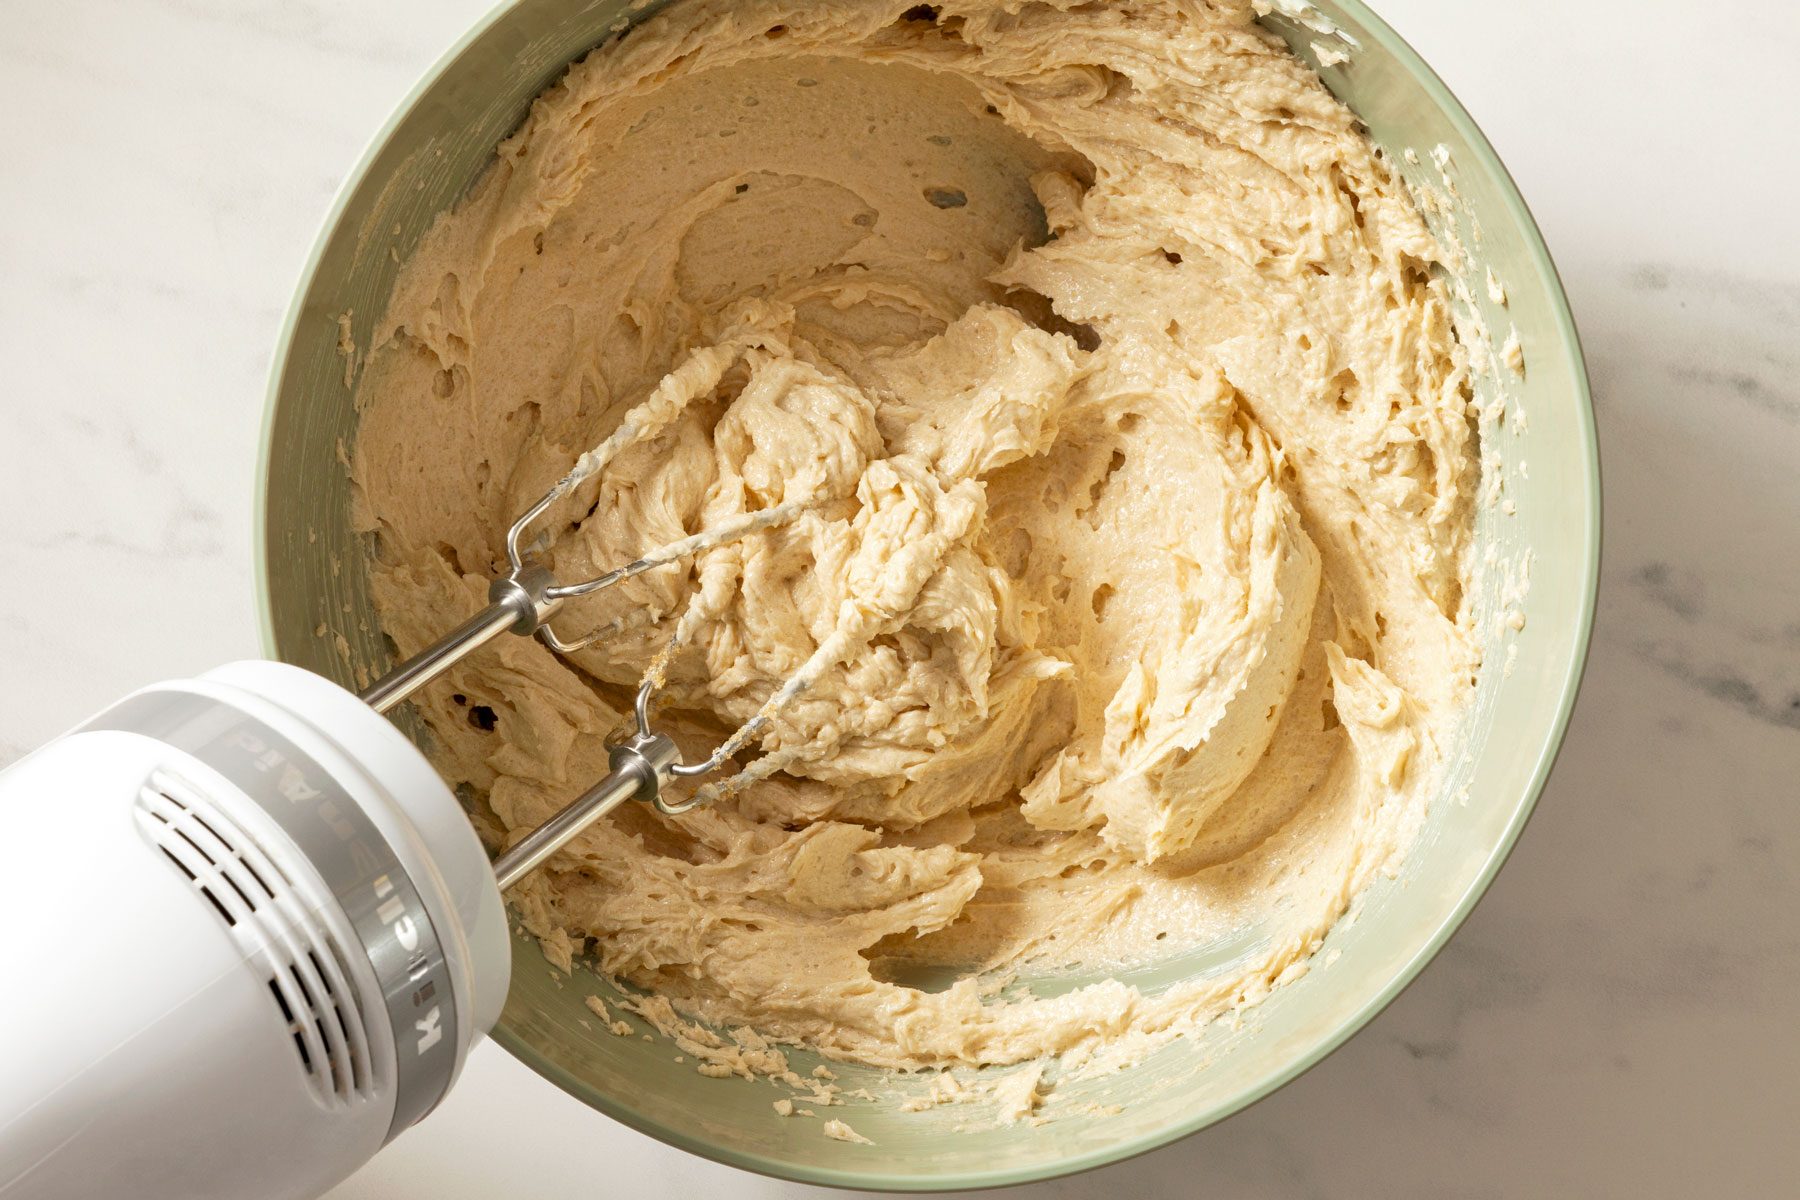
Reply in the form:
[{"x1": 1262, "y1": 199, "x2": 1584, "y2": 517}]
[{"x1": 258, "y1": 0, "x2": 1598, "y2": 1187}]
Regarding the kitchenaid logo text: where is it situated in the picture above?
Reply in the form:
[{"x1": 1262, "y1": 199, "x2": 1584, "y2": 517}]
[{"x1": 374, "y1": 871, "x2": 443, "y2": 1055}]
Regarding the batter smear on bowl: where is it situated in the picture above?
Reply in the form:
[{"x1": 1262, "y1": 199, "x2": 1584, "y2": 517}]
[{"x1": 352, "y1": 0, "x2": 1478, "y2": 1072}]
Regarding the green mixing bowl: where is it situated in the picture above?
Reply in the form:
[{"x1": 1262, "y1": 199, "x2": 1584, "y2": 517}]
[{"x1": 258, "y1": 0, "x2": 1598, "y2": 1188}]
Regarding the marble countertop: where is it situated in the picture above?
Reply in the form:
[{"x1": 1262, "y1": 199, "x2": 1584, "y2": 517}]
[{"x1": 3, "y1": 1, "x2": 1794, "y2": 1195}]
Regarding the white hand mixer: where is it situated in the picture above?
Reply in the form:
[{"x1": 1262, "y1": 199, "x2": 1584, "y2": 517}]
[{"x1": 0, "y1": 444, "x2": 819, "y2": 1199}]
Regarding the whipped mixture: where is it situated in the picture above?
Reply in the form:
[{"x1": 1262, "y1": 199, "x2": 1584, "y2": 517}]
[{"x1": 352, "y1": 0, "x2": 1478, "y2": 1071}]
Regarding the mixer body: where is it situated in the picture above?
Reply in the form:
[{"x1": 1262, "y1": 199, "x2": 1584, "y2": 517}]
[{"x1": 0, "y1": 662, "x2": 509, "y2": 1199}]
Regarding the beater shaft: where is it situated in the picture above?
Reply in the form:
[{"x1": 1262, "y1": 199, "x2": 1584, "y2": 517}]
[
  {"x1": 358, "y1": 568, "x2": 560, "y2": 714},
  {"x1": 490, "y1": 727, "x2": 679, "y2": 890}
]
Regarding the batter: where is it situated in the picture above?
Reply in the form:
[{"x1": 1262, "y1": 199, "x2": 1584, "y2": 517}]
[{"x1": 352, "y1": 0, "x2": 1478, "y2": 1071}]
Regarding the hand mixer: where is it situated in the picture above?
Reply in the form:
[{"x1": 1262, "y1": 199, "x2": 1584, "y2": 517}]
[{"x1": 0, "y1": 437, "x2": 820, "y2": 1199}]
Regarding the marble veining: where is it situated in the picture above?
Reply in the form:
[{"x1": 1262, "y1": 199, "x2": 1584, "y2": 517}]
[{"x1": 2, "y1": 1, "x2": 1795, "y2": 1197}]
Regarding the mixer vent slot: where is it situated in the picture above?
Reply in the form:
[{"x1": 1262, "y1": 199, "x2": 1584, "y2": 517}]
[{"x1": 135, "y1": 776, "x2": 374, "y2": 1107}]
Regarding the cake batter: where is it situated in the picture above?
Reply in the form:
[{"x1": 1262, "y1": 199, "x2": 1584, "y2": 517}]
[{"x1": 352, "y1": 0, "x2": 1478, "y2": 1070}]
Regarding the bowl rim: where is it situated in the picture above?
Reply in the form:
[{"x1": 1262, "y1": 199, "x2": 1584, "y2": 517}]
[{"x1": 255, "y1": 0, "x2": 1601, "y2": 1189}]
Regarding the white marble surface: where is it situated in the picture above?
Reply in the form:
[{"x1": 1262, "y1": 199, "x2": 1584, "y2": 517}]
[{"x1": 3, "y1": 1, "x2": 1796, "y2": 1195}]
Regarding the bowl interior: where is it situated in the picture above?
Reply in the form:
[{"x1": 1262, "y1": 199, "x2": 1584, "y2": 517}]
[{"x1": 258, "y1": 0, "x2": 1597, "y2": 1188}]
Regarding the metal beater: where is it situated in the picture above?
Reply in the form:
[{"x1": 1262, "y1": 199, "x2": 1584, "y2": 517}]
[{"x1": 356, "y1": 430, "x2": 812, "y2": 890}]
